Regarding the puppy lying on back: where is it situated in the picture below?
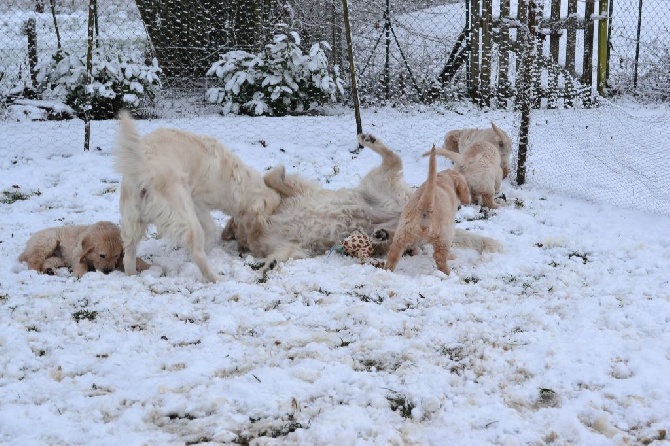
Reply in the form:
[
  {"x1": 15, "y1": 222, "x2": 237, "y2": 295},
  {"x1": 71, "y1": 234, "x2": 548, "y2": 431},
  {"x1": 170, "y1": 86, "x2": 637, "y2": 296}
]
[
  {"x1": 432, "y1": 142, "x2": 502, "y2": 209},
  {"x1": 19, "y1": 221, "x2": 150, "y2": 278},
  {"x1": 385, "y1": 146, "x2": 470, "y2": 274},
  {"x1": 444, "y1": 122, "x2": 513, "y2": 178}
]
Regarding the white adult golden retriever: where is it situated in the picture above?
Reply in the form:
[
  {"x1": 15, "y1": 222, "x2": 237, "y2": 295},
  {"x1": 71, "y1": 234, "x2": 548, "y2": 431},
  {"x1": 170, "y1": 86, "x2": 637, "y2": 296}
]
[
  {"x1": 114, "y1": 112, "x2": 280, "y2": 282},
  {"x1": 19, "y1": 221, "x2": 150, "y2": 278},
  {"x1": 385, "y1": 147, "x2": 471, "y2": 274},
  {"x1": 444, "y1": 122, "x2": 513, "y2": 179},
  {"x1": 224, "y1": 133, "x2": 502, "y2": 272}
]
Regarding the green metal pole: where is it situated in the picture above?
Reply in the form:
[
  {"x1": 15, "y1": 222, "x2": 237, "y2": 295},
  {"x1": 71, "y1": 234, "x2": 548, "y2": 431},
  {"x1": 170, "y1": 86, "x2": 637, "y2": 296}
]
[{"x1": 596, "y1": 0, "x2": 609, "y2": 95}]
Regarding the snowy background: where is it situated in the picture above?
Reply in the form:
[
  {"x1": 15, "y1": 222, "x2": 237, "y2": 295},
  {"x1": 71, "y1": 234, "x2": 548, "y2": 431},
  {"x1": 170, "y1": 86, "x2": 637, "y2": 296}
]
[{"x1": 1, "y1": 103, "x2": 669, "y2": 444}]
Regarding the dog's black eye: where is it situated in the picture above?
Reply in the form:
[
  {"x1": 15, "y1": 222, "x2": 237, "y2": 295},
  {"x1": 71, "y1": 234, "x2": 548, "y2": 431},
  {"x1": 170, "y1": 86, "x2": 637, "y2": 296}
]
[{"x1": 99, "y1": 254, "x2": 106, "y2": 259}]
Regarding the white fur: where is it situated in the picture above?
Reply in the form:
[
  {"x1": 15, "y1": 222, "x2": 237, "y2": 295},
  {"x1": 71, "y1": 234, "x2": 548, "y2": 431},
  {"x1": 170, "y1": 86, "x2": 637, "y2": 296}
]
[
  {"x1": 226, "y1": 133, "x2": 502, "y2": 271},
  {"x1": 114, "y1": 112, "x2": 280, "y2": 282}
]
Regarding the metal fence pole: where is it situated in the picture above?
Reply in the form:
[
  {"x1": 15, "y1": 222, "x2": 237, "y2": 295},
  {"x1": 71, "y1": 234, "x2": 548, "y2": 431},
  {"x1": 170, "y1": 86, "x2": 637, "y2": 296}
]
[
  {"x1": 516, "y1": 0, "x2": 538, "y2": 186},
  {"x1": 83, "y1": 0, "x2": 96, "y2": 151},
  {"x1": 342, "y1": 0, "x2": 363, "y2": 146},
  {"x1": 633, "y1": 0, "x2": 643, "y2": 89},
  {"x1": 597, "y1": 0, "x2": 610, "y2": 95}
]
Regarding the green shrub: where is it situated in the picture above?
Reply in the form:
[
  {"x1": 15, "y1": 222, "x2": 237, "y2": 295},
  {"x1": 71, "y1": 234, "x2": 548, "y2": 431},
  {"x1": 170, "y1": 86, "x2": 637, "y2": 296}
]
[
  {"x1": 206, "y1": 29, "x2": 343, "y2": 116},
  {"x1": 37, "y1": 48, "x2": 161, "y2": 119}
]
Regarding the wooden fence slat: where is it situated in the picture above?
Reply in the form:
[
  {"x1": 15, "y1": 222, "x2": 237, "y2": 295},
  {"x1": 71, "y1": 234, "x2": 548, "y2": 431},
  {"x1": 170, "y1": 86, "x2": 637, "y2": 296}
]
[
  {"x1": 465, "y1": 0, "x2": 602, "y2": 108},
  {"x1": 566, "y1": 0, "x2": 578, "y2": 74},
  {"x1": 497, "y1": 0, "x2": 511, "y2": 102},
  {"x1": 515, "y1": 0, "x2": 528, "y2": 78},
  {"x1": 548, "y1": 0, "x2": 561, "y2": 108},
  {"x1": 582, "y1": 0, "x2": 595, "y2": 88},
  {"x1": 481, "y1": 0, "x2": 493, "y2": 106},
  {"x1": 469, "y1": 0, "x2": 481, "y2": 102}
]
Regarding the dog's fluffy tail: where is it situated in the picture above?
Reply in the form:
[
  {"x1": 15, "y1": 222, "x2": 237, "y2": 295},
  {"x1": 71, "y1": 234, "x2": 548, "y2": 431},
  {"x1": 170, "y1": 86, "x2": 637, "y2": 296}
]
[
  {"x1": 452, "y1": 229, "x2": 503, "y2": 253},
  {"x1": 418, "y1": 145, "x2": 438, "y2": 214},
  {"x1": 114, "y1": 110, "x2": 146, "y2": 179},
  {"x1": 429, "y1": 148, "x2": 466, "y2": 170}
]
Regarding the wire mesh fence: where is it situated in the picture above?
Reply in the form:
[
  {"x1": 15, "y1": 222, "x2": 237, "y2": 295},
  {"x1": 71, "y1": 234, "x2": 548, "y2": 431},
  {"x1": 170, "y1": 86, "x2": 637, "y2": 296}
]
[
  {"x1": 2, "y1": 1, "x2": 669, "y2": 116},
  {"x1": 0, "y1": 0, "x2": 669, "y2": 214}
]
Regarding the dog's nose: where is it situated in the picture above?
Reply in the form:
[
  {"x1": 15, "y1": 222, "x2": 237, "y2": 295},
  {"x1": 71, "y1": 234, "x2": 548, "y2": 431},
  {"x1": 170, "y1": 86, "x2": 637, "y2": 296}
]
[{"x1": 102, "y1": 268, "x2": 112, "y2": 274}]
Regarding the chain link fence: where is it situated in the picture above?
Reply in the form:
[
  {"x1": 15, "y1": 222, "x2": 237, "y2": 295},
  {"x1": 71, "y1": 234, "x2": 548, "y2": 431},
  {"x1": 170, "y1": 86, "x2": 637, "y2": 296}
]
[
  {"x1": 1, "y1": 1, "x2": 668, "y2": 117},
  {"x1": 0, "y1": 0, "x2": 669, "y2": 213}
]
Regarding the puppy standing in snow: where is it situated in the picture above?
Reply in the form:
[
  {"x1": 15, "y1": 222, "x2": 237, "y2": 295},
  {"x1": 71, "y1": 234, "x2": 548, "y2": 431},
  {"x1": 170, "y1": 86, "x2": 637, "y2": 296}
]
[
  {"x1": 19, "y1": 221, "x2": 150, "y2": 278},
  {"x1": 444, "y1": 122, "x2": 513, "y2": 179},
  {"x1": 385, "y1": 145, "x2": 470, "y2": 274},
  {"x1": 114, "y1": 112, "x2": 280, "y2": 282},
  {"x1": 432, "y1": 142, "x2": 503, "y2": 209}
]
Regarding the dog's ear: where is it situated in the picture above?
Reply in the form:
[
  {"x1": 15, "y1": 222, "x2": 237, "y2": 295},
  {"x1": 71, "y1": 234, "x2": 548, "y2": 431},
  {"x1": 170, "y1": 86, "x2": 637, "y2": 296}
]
[
  {"x1": 491, "y1": 122, "x2": 504, "y2": 139},
  {"x1": 444, "y1": 131, "x2": 461, "y2": 152},
  {"x1": 115, "y1": 249, "x2": 125, "y2": 270},
  {"x1": 76, "y1": 235, "x2": 95, "y2": 265},
  {"x1": 451, "y1": 171, "x2": 471, "y2": 204}
]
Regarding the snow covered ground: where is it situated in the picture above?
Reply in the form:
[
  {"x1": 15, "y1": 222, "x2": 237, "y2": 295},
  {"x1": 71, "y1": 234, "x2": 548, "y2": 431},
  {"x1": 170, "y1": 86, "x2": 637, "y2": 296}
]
[{"x1": 0, "y1": 104, "x2": 669, "y2": 445}]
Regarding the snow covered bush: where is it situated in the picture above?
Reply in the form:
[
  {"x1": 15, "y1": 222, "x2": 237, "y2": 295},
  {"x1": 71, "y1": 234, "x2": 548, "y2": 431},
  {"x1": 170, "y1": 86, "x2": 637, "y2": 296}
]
[
  {"x1": 36, "y1": 49, "x2": 162, "y2": 119},
  {"x1": 206, "y1": 30, "x2": 343, "y2": 116}
]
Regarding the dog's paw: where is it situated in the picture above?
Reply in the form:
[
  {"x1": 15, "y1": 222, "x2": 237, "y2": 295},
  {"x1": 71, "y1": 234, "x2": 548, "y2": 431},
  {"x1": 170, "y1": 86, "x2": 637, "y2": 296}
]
[
  {"x1": 357, "y1": 133, "x2": 377, "y2": 145},
  {"x1": 260, "y1": 258, "x2": 278, "y2": 274},
  {"x1": 372, "y1": 228, "x2": 390, "y2": 242}
]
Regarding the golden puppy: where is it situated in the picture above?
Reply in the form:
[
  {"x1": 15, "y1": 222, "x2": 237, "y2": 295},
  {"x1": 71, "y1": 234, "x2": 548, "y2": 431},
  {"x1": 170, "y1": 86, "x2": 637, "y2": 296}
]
[
  {"x1": 432, "y1": 142, "x2": 503, "y2": 209},
  {"x1": 444, "y1": 122, "x2": 513, "y2": 178},
  {"x1": 385, "y1": 146, "x2": 470, "y2": 274},
  {"x1": 19, "y1": 221, "x2": 150, "y2": 278}
]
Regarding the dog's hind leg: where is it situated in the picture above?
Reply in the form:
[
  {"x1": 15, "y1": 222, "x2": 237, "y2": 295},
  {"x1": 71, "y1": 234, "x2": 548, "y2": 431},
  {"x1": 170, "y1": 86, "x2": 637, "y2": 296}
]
[
  {"x1": 19, "y1": 232, "x2": 59, "y2": 272},
  {"x1": 185, "y1": 223, "x2": 218, "y2": 282},
  {"x1": 385, "y1": 231, "x2": 416, "y2": 272},
  {"x1": 430, "y1": 238, "x2": 451, "y2": 275},
  {"x1": 167, "y1": 186, "x2": 218, "y2": 282},
  {"x1": 481, "y1": 193, "x2": 498, "y2": 209},
  {"x1": 42, "y1": 256, "x2": 66, "y2": 275},
  {"x1": 119, "y1": 181, "x2": 147, "y2": 275},
  {"x1": 261, "y1": 243, "x2": 308, "y2": 274},
  {"x1": 357, "y1": 133, "x2": 403, "y2": 173}
]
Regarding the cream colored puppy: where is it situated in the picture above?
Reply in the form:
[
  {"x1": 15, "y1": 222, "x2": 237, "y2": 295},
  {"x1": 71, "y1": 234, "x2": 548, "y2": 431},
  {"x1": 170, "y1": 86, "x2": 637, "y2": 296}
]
[
  {"x1": 444, "y1": 122, "x2": 513, "y2": 179},
  {"x1": 19, "y1": 221, "x2": 149, "y2": 278},
  {"x1": 114, "y1": 112, "x2": 280, "y2": 282},
  {"x1": 385, "y1": 146, "x2": 470, "y2": 274},
  {"x1": 432, "y1": 142, "x2": 503, "y2": 209}
]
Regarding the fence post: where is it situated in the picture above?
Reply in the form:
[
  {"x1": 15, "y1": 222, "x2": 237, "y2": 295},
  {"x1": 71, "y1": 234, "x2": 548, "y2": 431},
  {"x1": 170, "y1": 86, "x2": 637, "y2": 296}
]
[
  {"x1": 384, "y1": 0, "x2": 391, "y2": 100},
  {"x1": 83, "y1": 0, "x2": 96, "y2": 151},
  {"x1": 633, "y1": 0, "x2": 643, "y2": 88},
  {"x1": 516, "y1": 0, "x2": 538, "y2": 186},
  {"x1": 596, "y1": 0, "x2": 610, "y2": 95},
  {"x1": 341, "y1": 0, "x2": 363, "y2": 148}
]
